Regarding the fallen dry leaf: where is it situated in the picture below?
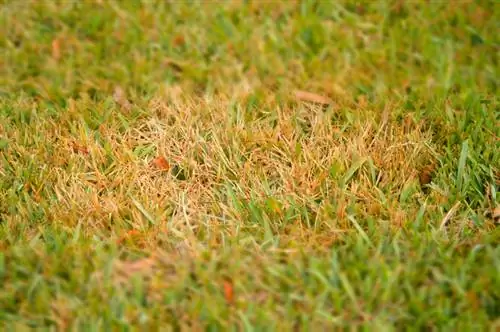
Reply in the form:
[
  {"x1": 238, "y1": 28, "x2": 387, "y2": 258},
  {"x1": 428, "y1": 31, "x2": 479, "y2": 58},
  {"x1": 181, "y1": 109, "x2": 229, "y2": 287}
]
[
  {"x1": 51, "y1": 38, "x2": 61, "y2": 60},
  {"x1": 223, "y1": 279, "x2": 234, "y2": 304},
  {"x1": 151, "y1": 156, "x2": 170, "y2": 171},
  {"x1": 90, "y1": 253, "x2": 168, "y2": 290},
  {"x1": 116, "y1": 229, "x2": 141, "y2": 244},
  {"x1": 113, "y1": 86, "x2": 132, "y2": 112},
  {"x1": 71, "y1": 142, "x2": 89, "y2": 155},
  {"x1": 172, "y1": 34, "x2": 185, "y2": 47},
  {"x1": 419, "y1": 164, "x2": 435, "y2": 188},
  {"x1": 294, "y1": 90, "x2": 333, "y2": 105}
]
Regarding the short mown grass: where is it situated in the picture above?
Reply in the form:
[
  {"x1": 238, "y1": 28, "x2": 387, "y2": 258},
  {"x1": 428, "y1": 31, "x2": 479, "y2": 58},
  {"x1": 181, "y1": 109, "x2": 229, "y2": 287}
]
[{"x1": 0, "y1": 1, "x2": 499, "y2": 329}]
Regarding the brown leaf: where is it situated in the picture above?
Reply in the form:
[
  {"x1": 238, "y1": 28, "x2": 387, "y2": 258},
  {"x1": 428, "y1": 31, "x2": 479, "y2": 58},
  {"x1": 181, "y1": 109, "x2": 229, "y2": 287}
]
[
  {"x1": 116, "y1": 229, "x2": 141, "y2": 244},
  {"x1": 51, "y1": 38, "x2": 61, "y2": 60},
  {"x1": 151, "y1": 156, "x2": 170, "y2": 171},
  {"x1": 172, "y1": 34, "x2": 185, "y2": 47},
  {"x1": 294, "y1": 90, "x2": 333, "y2": 105},
  {"x1": 223, "y1": 279, "x2": 234, "y2": 304},
  {"x1": 113, "y1": 86, "x2": 132, "y2": 112},
  {"x1": 71, "y1": 142, "x2": 89, "y2": 155},
  {"x1": 356, "y1": 4, "x2": 365, "y2": 15},
  {"x1": 419, "y1": 164, "x2": 435, "y2": 187}
]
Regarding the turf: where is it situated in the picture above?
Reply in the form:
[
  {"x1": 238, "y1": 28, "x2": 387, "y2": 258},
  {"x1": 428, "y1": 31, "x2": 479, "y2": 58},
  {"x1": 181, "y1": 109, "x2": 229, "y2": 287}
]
[{"x1": 0, "y1": 1, "x2": 499, "y2": 330}]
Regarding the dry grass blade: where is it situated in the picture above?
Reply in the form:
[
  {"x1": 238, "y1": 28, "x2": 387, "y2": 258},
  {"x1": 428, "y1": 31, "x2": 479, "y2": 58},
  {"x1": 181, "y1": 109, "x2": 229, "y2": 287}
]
[
  {"x1": 493, "y1": 206, "x2": 500, "y2": 224},
  {"x1": 293, "y1": 90, "x2": 333, "y2": 105},
  {"x1": 151, "y1": 156, "x2": 170, "y2": 171},
  {"x1": 440, "y1": 202, "x2": 461, "y2": 230},
  {"x1": 113, "y1": 86, "x2": 132, "y2": 112}
]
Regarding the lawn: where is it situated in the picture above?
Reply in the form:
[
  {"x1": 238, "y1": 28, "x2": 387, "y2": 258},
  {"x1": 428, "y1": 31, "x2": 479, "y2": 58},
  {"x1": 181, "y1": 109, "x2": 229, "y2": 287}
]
[{"x1": 0, "y1": 1, "x2": 499, "y2": 330}]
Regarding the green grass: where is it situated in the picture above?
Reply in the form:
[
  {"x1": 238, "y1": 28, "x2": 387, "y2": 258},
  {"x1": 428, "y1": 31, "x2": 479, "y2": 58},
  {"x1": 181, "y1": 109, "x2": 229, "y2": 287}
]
[{"x1": 1, "y1": 0, "x2": 499, "y2": 329}]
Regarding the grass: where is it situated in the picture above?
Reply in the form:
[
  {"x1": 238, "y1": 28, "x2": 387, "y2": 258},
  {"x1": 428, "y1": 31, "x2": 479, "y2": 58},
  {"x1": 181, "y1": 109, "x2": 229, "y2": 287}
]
[{"x1": 0, "y1": 0, "x2": 499, "y2": 329}]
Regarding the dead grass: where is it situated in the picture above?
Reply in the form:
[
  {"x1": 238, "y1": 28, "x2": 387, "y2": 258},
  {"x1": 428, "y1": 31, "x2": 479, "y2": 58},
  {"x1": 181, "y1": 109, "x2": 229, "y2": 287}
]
[{"x1": 4, "y1": 92, "x2": 437, "y2": 249}]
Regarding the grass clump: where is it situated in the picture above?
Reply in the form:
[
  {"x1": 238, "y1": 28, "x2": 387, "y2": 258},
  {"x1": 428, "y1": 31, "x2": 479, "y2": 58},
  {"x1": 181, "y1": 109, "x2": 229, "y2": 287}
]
[{"x1": 0, "y1": 1, "x2": 499, "y2": 329}]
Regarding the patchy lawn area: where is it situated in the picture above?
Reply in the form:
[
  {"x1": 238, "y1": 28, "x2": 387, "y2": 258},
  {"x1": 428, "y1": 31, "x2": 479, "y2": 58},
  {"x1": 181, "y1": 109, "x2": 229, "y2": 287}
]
[{"x1": 0, "y1": 1, "x2": 499, "y2": 329}]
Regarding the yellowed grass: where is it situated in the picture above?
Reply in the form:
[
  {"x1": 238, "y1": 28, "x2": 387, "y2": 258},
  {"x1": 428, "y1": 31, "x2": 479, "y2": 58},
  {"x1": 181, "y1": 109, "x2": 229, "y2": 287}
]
[{"x1": 1, "y1": 92, "x2": 445, "y2": 257}]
